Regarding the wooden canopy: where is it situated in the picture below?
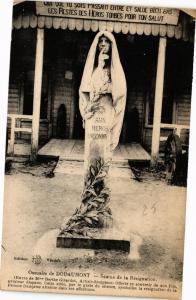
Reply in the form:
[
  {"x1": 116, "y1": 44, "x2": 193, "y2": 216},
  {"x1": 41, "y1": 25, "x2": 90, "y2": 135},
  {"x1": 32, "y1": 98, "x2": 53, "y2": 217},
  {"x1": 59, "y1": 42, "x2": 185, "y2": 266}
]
[
  {"x1": 13, "y1": 13, "x2": 194, "y2": 41},
  {"x1": 12, "y1": 2, "x2": 194, "y2": 42}
]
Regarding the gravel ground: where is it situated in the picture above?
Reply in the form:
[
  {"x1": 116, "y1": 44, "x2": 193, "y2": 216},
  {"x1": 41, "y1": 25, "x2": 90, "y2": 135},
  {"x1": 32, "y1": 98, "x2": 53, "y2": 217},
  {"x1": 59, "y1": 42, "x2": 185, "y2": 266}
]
[{"x1": 1, "y1": 159, "x2": 187, "y2": 297}]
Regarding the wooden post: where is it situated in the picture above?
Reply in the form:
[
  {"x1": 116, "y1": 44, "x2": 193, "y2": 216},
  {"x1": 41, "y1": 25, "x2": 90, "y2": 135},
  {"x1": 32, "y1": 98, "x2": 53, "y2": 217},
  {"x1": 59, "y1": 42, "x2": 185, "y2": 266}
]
[
  {"x1": 151, "y1": 37, "x2": 167, "y2": 163},
  {"x1": 30, "y1": 28, "x2": 44, "y2": 161},
  {"x1": 9, "y1": 116, "x2": 16, "y2": 156}
]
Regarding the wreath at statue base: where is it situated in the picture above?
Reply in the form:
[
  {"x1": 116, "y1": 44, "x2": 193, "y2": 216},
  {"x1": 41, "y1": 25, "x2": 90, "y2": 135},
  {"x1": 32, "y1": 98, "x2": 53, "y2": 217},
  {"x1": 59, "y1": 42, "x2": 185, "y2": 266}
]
[{"x1": 57, "y1": 158, "x2": 130, "y2": 253}]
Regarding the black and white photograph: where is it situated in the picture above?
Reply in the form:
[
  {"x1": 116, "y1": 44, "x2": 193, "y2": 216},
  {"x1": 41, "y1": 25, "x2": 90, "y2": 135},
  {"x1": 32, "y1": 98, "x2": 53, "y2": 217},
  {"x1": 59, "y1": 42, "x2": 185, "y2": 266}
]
[{"x1": 0, "y1": 1, "x2": 195, "y2": 299}]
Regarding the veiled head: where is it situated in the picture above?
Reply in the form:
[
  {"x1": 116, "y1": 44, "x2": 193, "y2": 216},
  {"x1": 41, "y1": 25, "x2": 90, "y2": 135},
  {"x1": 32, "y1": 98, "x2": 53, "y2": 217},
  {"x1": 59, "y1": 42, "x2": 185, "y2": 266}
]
[{"x1": 98, "y1": 35, "x2": 111, "y2": 54}]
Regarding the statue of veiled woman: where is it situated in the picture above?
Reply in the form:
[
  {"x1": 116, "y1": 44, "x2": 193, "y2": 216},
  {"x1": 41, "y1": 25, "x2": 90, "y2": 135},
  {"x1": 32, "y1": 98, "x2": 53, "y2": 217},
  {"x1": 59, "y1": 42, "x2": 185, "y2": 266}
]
[
  {"x1": 80, "y1": 31, "x2": 127, "y2": 153},
  {"x1": 60, "y1": 32, "x2": 126, "y2": 238},
  {"x1": 79, "y1": 31, "x2": 127, "y2": 183}
]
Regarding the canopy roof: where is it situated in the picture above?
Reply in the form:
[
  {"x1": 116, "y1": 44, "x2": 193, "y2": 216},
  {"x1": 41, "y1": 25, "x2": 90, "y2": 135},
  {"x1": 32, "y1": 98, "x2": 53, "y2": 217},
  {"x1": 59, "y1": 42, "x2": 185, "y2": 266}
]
[{"x1": 12, "y1": 1, "x2": 194, "y2": 42}]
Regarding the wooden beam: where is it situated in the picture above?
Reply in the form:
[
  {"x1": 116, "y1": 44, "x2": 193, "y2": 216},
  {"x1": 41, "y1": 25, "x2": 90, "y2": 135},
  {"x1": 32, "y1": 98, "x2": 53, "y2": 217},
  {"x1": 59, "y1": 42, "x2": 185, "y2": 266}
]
[
  {"x1": 30, "y1": 28, "x2": 44, "y2": 161},
  {"x1": 13, "y1": 0, "x2": 26, "y2": 5},
  {"x1": 151, "y1": 37, "x2": 167, "y2": 163},
  {"x1": 181, "y1": 9, "x2": 196, "y2": 19}
]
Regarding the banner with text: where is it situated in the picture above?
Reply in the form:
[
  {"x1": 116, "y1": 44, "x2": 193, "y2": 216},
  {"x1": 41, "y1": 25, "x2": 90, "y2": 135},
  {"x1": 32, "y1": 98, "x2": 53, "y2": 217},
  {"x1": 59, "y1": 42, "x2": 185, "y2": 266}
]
[{"x1": 36, "y1": 2, "x2": 179, "y2": 25}]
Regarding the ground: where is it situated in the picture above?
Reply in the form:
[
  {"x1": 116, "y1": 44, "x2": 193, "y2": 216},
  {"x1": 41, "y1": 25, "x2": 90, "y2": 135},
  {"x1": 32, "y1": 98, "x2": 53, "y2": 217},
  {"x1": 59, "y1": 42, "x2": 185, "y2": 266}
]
[{"x1": 1, "y1": 159, "x2": 187, "y2": 298}]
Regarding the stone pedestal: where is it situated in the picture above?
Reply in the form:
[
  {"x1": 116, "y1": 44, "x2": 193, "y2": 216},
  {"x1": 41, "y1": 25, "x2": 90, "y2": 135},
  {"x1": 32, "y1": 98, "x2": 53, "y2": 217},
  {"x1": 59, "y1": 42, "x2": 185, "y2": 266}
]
[
  {"x1": 57, "y1": 95, "x2": 130, "y2": 251},
  {"x1": 58, "y1": 95, "x2": 115, "y2": 239}
]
